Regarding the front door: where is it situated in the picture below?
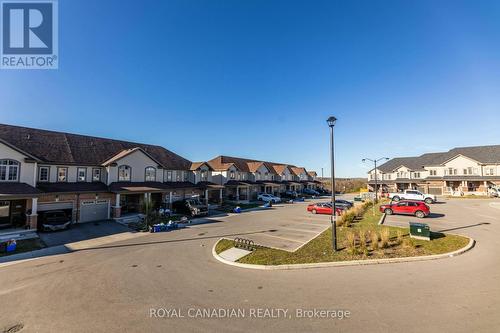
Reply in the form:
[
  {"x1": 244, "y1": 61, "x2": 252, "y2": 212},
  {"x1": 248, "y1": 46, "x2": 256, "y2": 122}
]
[{"x1": 120, "y1": 194, "x2": 141, "y2": 214}]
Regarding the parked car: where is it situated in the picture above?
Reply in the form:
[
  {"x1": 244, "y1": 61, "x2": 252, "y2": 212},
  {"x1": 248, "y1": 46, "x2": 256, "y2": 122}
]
[
  {"x1": 379, "y1": 200, "x2": 430, "y2": 218},
  {"x1": 307, "y1": 202, "x2": 343, "y2": 215},
  {"x1": 316, "y1": 188, "x2": 330, "y2": 195},
  {"x1": 303, "y1": 188, "x2": 320, "y2": 196},
  {"x1": 332, "y1": 199, "x2": 354, "y2": 209},
  {"x1": 281, "y1": 190, "x2": 298, "y2": 199},
  {"x1": 39, "y1": 210, "x2": 72, "y2": 231},
  {"x1": 172, "y1": 198, "x2": 208, "y2": 217},
  {"x1": 257, "y1": 193, "x2": 281, "y2": 203},
  {"x1": 388, "y1": 190, "x2": 437, "y2": 204},
  {"x1": 488, "y1": 187, "x2": 499, "y2": 197}
]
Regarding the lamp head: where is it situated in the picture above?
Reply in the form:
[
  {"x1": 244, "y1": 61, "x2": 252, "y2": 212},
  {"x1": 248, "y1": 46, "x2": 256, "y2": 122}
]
[{"x1": 327, "y1": 116, "x2": 337, "y2": 127}]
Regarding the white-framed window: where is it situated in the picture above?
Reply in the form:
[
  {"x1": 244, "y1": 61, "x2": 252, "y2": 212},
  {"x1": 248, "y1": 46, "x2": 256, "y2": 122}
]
[
  {"x1": 183, "y1": 171, "x2": 188, "y2": 181},
  {"x1": 77, "y1": 167, "x2": 87, "y2": 182},
  {"x1": 0, "y1": 159, "x2": 20, "y2": 181},
  {"x1": 57, "y1": 167, "x2": 68, "y2": 182},
  {"x1": 230, "y1": 170, "x2": 235, "y2": 179},
  {"x1": 166, "y1": 170, "x2": 172, "y2": 182},
  {"x1": 118, "y1": 165, "x2": 131, "y2": 181},
  {"x1": 38, "y1": 166, "x2": 50, "y2": 182},
  {"x1": 201, "y1": 170, "x2": 208, "y2": 181},
  {"x1": 176, "y1": 171, "x2": 181, "y2": 182},
  {"x1": 414, "y1": 172, "x2": 421, "y2": 178},
  {"x1": 92, "y1": 168, "x2": 101, "y2": 182},
  {"x1": 485, "y1": 168, "x2": 495, "y2": 176},
  {"x1": 256, "y1": 172, "x2": 261, "y2": 180},
  {"x1": 145, "y1": 167, "x2": 156, "y2": 182},
  {"x1": 429, "y1": 170, "x2": 437, "y2": 176}
]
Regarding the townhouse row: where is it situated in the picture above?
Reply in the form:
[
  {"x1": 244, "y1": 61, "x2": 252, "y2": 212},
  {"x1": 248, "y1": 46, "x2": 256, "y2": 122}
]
[
  {"x1": 0, "y1": 124, "x2": 321, "y2": 230},
  {"x1": 367, "y1": 145, "x2": 500, "y2": 196}
]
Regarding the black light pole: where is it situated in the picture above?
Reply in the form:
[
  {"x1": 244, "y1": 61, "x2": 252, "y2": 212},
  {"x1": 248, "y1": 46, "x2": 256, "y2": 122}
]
[
  {"x1": 327, "y1": 116, "x2": 337, "y2": 252},
  {"x1": 362, "y1": 157, "x2": 389, "y2": 203}
]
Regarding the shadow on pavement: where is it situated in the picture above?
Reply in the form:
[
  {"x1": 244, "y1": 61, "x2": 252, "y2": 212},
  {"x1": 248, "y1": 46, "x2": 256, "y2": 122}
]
[{"x1": 437, "y1": 222, "x2": 490, "y2": 233}]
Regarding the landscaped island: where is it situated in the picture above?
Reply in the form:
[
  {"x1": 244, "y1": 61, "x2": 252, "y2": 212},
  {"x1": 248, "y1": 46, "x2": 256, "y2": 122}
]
[{"x1": 215, "y1": 201, "x2": 470, "y2": 266}]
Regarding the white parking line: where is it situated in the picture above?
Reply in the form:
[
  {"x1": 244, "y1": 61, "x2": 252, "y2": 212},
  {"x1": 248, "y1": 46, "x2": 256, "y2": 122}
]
[
  {"x1": 261, "y1": 233, "x2": 305, "y2": 244},
  {"x1": 279, "y1": 226, "x2": 325, "y2": 234},
  {"x1": 477, "y1": 214, "x2": 498, "y2": 220}
]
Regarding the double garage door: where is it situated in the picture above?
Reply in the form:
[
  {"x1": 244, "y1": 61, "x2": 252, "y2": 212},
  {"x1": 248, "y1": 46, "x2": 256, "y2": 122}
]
[
  {"x1": 38, "y1": 200, "x2": 109, "y2": 223},
  {"x1": 79, "y1": 200, "x2": 110, "y2": 223}
]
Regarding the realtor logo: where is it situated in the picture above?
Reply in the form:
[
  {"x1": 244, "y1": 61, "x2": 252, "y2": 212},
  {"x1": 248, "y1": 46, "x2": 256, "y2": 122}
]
[{"x1": 1, "y1": 0, "x2": 58, "y2": 69}]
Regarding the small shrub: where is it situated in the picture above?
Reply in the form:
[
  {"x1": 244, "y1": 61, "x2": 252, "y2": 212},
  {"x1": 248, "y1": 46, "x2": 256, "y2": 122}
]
[
  {"x1": 358, "y1": 229, "x2": 367, "y2": 249},
  {"x1": 370, "y1": 230, "x2": 380, "y2": 250},
  {"x1": 346, "y1": 231, "x2": 357, "y2": 254},
  {"x1": 380, "y1": 228, "x2": 391, "y2": 248},
  {"x1": 403, "y1": 237, "x2": 416, "y2": 249},
  {"x1": 396, "y1": 229, "x2": 405, "y2": 245}
]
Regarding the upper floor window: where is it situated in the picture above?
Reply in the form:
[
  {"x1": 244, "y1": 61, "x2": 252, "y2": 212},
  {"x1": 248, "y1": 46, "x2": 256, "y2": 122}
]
[
  {"x1": 92, "y1": 168, "x2": 101, "y2": 182},
  {"x1": 0, "y1": 159, "x2": 19, "y2": 181},
  {"x1": 57, "y1": 167, "x2": 68, "y2": 182},
  {"x1": 176, "y1": 171, "x2": 181, "y2": 182},
  {"x1": 118, "y1": 165, "x2": 131, "y2": 181},
  {"x1": 445, "y1": 168, "x2": 457, "y2": 176},
  {"x1": 77, "y1": 167, "x2": 87, "y2": 182},
  {"x1": 201, "y1": 170, "x2": 208, "y2": 181},
  {"x1": 230, "y1": 170, "x2": 235, "y2": 179},
  {"x1": 145, "y1": 167, "x2": 156, "y2": 182},
  {"x1": 166, "y1": 170, "x2": 172, "y2": 182},
  {"x1": 38, "y1": 166, "x2": 50, "y2": 182},
  {"x1": 429, "y1": 170, "x2": 437, "y2": 176},
  {"x1": 413, "y1": 172, "x2": 420, "y2": 178},
  {"x1": 256, "y1": 172, "x2": 261, "y2": 180},
  {"x1": 183, "y1": 171, "x2": 188, "y2": 181},
  {"x1": 485, "y1": 168, "x2": 495, "y2": 176}
]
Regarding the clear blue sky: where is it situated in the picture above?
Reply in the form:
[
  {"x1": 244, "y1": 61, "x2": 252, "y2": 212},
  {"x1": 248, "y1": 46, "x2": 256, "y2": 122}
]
[{"x1": 1, "y1": 0, "x2": 499, "y2": 177}]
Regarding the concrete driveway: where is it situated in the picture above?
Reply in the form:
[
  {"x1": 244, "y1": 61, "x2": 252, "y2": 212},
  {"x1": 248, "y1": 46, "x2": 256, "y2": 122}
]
[{"x1": 38, "y1": 220, "x2": 133, "y2": 247}]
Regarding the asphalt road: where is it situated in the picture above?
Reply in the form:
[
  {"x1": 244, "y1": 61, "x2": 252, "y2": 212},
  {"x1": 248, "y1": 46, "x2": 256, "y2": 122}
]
[{"x1": 1, "y1": 197, "x2": 499, "y2": 333}]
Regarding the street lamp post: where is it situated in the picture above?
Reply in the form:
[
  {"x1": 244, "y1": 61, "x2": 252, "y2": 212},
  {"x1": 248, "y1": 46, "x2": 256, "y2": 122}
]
[
  {"x1": 362, "y1": 157, "x2": 390, "y2": 203},
  {"x1": 327, "y1": 116, "x2": 337, "y2": 252}
]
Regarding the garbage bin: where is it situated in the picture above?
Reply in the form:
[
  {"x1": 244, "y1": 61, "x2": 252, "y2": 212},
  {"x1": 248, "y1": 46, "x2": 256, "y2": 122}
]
[{"x1": 409, "y1": 222, "x2": 431, "y2": 241}]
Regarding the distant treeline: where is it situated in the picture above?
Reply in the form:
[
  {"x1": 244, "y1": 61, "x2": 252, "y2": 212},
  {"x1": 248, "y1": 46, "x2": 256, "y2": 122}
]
[{"x1": 318, "y1": 177, "x2": 367, "y2": 193}]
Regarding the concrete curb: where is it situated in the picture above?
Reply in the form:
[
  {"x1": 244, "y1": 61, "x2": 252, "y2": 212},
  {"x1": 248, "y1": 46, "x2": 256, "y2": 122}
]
[
  {"x1": 212, "y1": 237, "x2": 476, "y2": 271},
  {"x1": 378, "y1": 213, "x2": 386, "y2": 225}
]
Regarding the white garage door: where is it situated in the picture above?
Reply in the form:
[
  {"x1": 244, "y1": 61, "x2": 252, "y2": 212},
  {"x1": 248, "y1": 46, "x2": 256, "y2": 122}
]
[{"x1": 79, "y1": 200, "x2": 109, "y2": 223}]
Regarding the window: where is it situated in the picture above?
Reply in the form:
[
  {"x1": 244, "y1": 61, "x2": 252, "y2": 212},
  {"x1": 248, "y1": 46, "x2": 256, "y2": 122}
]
[
  {"x1": 38, "y1": 166, "x2": 50, "y2": 182},
  {"x1": 183, "y1": 171, "x2": 188, "y2": 181},
  {"x1": 118, "y1": 165, "x2": 131, "y2": 181},
  {"x1": 77, "y1": 167, "x2": 87, "y2": 182},
  {"x1": 230, "y1": 170, "x2": 235, "y2": 179},
  {"x1": 429, "y1": 170, "x2": 437, "y2": 176},
  {"x1": 57, "y1": 167, "x2": 68, "y2": 182},
  {"x1": 0, "y1": 159, "x2": 20, "y2": 181},
  {"x1": 486, "y1": 168, "x2": 495, "y2": 176},
  {"x1": 176, "y1": 171, "x2": 181, "y2": 182},
  {"x1": 201, "y1": 170, "x2": 208, "y2": 181},
  {"x1": 166, "y1": 170, "x2": 172, "y2": 182},
  {"x1": 145, "y1": 167, "x2": 156, "y2": 182},
  {"x1": 92, "y1": 168, "x2": 101, "y2": 182}
]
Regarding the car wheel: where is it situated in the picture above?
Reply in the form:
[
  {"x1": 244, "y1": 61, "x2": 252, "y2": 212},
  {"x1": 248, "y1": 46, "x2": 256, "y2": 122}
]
[
  {"x1": 384, "y1": 208, "x2": 393, "y2": 215},
  {"x1": 424, "y1": 198, "x2": 433, "y2": 204},
  {"x1": 392, "y1": 196, "x2": 400, "y2": 202},
  {"x1": 415, "y1": 210, "x2": 425, "y2": 218},
  {"x1": 312, "y1": 209, "x2": 317, "y2": 214}
]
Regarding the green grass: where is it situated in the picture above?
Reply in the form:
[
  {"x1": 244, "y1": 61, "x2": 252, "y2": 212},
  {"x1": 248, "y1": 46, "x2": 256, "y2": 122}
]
[
  {"x1": 233, "y1": 203, "x2": 469, "y2": 265},
  {"x1": 215, "y1": 239, "x2": 235, "y2": 254},
  {"x1": 0, "y1": 238, "x2": 46, "y2": 257}
]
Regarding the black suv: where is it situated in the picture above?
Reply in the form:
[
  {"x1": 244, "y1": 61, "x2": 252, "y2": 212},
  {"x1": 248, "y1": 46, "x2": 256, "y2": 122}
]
[{"x1": 172, "y1": 199, "x2": 209, "y2": 217}]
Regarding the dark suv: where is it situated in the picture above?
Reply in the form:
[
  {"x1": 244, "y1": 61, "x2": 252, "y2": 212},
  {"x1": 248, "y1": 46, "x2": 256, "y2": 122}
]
[
  {"x1": 172, "y1": 199, "x2": 209, "y2": 217},
  {"x1": 39, "y1": 210, "x2": 72, "y2": 231}
]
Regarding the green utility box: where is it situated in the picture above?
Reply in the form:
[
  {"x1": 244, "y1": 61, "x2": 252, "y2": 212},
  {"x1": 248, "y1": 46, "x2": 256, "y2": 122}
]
[{"x1": 409, "y1": 222, "x2": 431, "y2": 241}]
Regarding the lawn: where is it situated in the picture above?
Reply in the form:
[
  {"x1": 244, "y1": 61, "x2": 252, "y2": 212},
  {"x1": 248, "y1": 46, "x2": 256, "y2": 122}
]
[
  {"x1": 218, "y1": 202, "x2": 262, "y2": 213},
  {"x1": 215, "y1": 202, "x2": 470, "y2": 265},
  {"x1": 0, "y1": 238, "x2": 46, "y2": 257}
]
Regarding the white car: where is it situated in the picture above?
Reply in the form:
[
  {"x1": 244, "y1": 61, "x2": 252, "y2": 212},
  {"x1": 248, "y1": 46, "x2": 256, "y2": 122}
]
[
  {"x1": 388, "y1": 190, "x2": 437, "y2": 204},
  {"x1": 257, "y1": 193, "x2": 281, "y2": 203}
]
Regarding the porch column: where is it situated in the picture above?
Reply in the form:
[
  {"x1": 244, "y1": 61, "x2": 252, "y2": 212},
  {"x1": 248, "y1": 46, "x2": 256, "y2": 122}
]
[
  {"x1": 113, "y1": 193, "x2": 121, "y2": 218},
  {"x1": 236, "y1": 186, "x2": 240, "y2": 201},
  {"x1": 28, "y1": 197, "x2": 38, "y2": 229},
  {"x1": 169, "y1": 191, "x2": 173, "y2": 208},
  {"x1": 205, "y1": 189, "x2": 209, "y2": 205},
  {"x1": 219, "y1": 188, "x2": 223, "y2": 204}
]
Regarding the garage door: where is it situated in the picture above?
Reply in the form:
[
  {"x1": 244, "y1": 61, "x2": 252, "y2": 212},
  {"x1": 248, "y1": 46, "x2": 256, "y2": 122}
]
[
  {"x1": 428, "y1": 187, "x2": 443, "y2": 195},
  {"x1": 79, "y1": 200, "x2": 109, "y2": 223},
  {"x1": 38, "y1": 202, "x2": 74, "y2": 211}
]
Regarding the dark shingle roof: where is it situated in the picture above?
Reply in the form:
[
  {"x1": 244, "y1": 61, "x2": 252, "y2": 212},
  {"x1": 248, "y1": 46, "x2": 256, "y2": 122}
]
[
  {"x1": 376, "y1": 145, "x2": 500, "y2": 173},
  {"x1": 0, "y1": 183, "x2": 41, "y2": 196},
  {"x1": 0, "y1": 124, "x2": 192, "y2": 170}
]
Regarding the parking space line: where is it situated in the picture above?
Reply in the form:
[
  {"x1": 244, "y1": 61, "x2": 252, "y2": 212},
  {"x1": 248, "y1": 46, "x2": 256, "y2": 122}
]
[
  {"x1": 477, "y1": 214, "x2": 498, "y2": 220},
  {"x1": 260, "y1": 233, "x2": 306, "y2": 244}
]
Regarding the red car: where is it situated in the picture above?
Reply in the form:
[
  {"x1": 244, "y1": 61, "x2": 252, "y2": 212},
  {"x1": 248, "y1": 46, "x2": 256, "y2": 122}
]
[
  {"x1": 307, "y1": 203, "x2": 344, "y2": 215},
  {"x1": 379, "y1": 200, "x2": 430, "y2": 218}
]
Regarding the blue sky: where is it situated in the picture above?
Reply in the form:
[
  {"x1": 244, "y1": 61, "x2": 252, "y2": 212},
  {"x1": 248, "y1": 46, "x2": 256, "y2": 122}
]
[{"x1": 1, "y1": 0, "x2": 499, "y2": 177}]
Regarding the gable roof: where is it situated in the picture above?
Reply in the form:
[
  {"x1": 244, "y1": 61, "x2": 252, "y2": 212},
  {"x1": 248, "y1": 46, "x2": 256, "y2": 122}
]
[
  {"x1": 101, "y1": 147, "x2": 164, "y2": 167},
  {"x1": 0, "y1": 123, "x2": 192, "y2": 170},
  {"x1": 308, "y1": 171, "x2": 317, "y2": 177},
  {"x1": 190, "y1": 162, "x2": 213, "y2": 171},
  {"x1": 290, "y1": 166, "x2": 307, "y2": 175},
  {"x1": 375, "y1": 145, "x2": 500, "y2": 173}
]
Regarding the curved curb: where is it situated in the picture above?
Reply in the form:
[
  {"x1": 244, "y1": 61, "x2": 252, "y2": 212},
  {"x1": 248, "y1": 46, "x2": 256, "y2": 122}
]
[{"x1": 212, "y1": 237, "x2": 476, "y2": 271}]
